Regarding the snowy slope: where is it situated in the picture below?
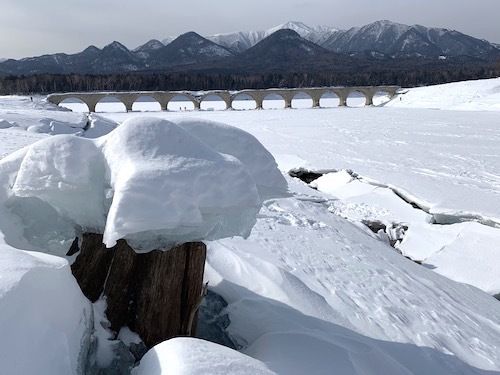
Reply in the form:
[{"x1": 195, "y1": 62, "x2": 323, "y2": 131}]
[
  {"x1": 206, "y1": 177, "x2": 500, "y2": 373},
  {"x1": 386, "y1": 77, "x2": 500, "y2": 111}
]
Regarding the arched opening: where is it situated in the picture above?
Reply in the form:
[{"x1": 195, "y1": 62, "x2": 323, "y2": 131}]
[
  {"x1": 167, "y1": 95, "x2": 195, "y2": 111},
  {"x1": 58, "y1": 98, "x2": 89, "y2": 112},
  {"x1": 346, "y1": 90, "x2": 366, "y2": 107},
  {"x1": 132, "y1": 96, "x2": 161, "y2": 112},
  {"x1": 95, "y1": 96, "x2": 126, "y2": 113},
  {"x1": 319, "y1": 92, "x2": 340, "y2": 108},
  {"x1": 372, "y1": 90, "x2": 393, "y2": 106},
  {"x1": 232, "y1": 93, "x2": 257, "y2": 110},
  {"x1": 291, "y1": 92, "x2": 313, "y2": 109},
  {"x1": 263, "y1": 93, "x2": 285, "y2": 109},
  {"x1": 200, "y1": 94, "x2": 226, "y2": 111}
]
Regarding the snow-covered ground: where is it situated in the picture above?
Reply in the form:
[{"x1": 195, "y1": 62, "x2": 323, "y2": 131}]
[{"x1": 1, "y1": 78, "x2": 500, "y2": 374}]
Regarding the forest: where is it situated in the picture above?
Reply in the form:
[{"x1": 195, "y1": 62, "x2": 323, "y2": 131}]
[{"x1": 0, "y1": 63, "x2": 498, "y2": 95}]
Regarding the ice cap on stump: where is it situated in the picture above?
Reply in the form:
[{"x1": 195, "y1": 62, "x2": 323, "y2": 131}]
[{"x1": 6, "y1": 116, "x2": 288, "y2": 253}]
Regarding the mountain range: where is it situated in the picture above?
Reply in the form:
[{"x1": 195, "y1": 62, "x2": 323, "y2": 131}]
[{"x1": 1, "y1": 20, "x2": 498, "y2": 76}]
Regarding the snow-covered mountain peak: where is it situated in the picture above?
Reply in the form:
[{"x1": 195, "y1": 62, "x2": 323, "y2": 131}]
[
  {"x1": 103, "y1": 41, "x2": 130, "y2": 54},
  {"x1": 133, "y1": 39, "x2": 165, "y2": 59},
  {"x1": 81, "y1": 45, "x2": 101, "y2": 54},
  {"x1": 373, "y1": 19, "x2": 406, "y2": 28},
  {"x1": 106, "y1": 41, "x2": 125, "y2": 49},
  {"x1": 1, "y1": 20, "x2": 498, "y2": 76},
  {"x1": 134, "y1": 39, "x2": 164, "y2": 52},
  {"x1": 312, "y1": 24, "x2": 340, "y2": 34},
  {"x1": 206, "y1": 21, "x2": 341, "y2": 52},
  {"x1": 358, "y1": 20, "x2": 410, "y2": 39},
  {"x1": 266, "y1": 21, "x2": 314, "y2": 37},
  {"x1": 268, "y1": 28, "x2": 302, "y2": 40},
  {"x1": 160, "y1": 35, "x2": 177, "y2": 46}
]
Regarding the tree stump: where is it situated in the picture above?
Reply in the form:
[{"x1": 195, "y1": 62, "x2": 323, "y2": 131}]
[{"x1": 70, "y1": 233, "x2": 206, "y2": 349}]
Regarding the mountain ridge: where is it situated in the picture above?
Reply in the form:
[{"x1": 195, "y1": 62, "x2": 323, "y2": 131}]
[
  {"x1": 189, "y1": 29, "x2": 365, "y2": 75},
  {"x1": 0, "y1": 20, "x2": 498, "y2": 76}
]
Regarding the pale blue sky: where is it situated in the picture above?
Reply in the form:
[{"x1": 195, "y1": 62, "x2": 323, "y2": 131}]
[{"x1": 1, "y1": 0, "x2": 499, "y2": 59}]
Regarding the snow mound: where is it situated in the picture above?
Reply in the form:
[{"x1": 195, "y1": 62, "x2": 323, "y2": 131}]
[
  {"x1": 171, "y1": 118, "x2": 288, "y2": 199},
  {"x1": 11, "y1": 135, "x2": 107, "y2": 234},
  {"x1": 48, "y1": 120, "x2": 84, "y2": 135},
  {"x1": 98, "y1": 116, "x2": 263, "y2": 249},
  {"x1": 2, "y1": 116, "x2": 285, "y2": 252},
  {"x1": 0, "y1": 245, "x2": 92, "y2": 375},
  {"x1": 387, "y1": 77, "x2": 500, "y2": 111},
  {"x1": 83, "y1": 114, "x2": 117, "y2": 139},
  {"x1": 27, "y1": 123, "x2": 51, "y2": 133},
  {"x1": 132, "y1": 337, "x2": 275, "y2": 375}
]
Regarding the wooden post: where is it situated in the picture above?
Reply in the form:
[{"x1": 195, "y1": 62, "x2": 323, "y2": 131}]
[{"x1": 70, "y1": 233, "x2": 207, "y2": 349}]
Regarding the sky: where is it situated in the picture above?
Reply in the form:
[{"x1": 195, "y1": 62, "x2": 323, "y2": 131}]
[{"x1": 1, "y1": 0, "x2": 499, "y2": 59}]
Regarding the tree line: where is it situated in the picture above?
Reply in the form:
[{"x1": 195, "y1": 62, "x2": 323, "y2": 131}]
[{"x1": 0, "y1": 64, "x2": 498, "y2": 95}]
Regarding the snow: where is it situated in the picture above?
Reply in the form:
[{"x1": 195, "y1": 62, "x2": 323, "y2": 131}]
[
  {"x1": 266, "y1": 21, "x2": 314, "y2": 37},
  {"x1": 83, "y1": 114, "x2": 118, "y2": 139},
  {"x1": 132, "y1": 338, "x2": 274, "y2": 375},
  {"x1": 310, "y1": 170, "x2": 354, "y2": 191},
  {"x1": 118, "y1": 327, "x2": 143, "y2": 346},
  {"x1": 207, "y1": 21, "x2": 340, "y2": 51},
  {"x1": 2, "y1": 116, "x2": 285, "y2": 252},
  {"x1": 170, "y1": 118, "x2": 288, "y2": 198},
  {"x1": 91, "y1": 298, "x2": 118, "y2": 368},
  {"x1": 1, "y1": 78, "x2": 500, "y2": 373},
  {"x1": 11, "y1": 134, "x2": 107, "y2": 251},
  {"x1": 205, "y1": 185, "x2": 500, "y2": 372},
  {"x1": 387, "y1": 77, "x2": 500, "y2": 111},
  {"x1": 0, "y1": 95, "x2": 88, "y2": 131},
  {"x1": 97, "y1": 117, "x2": 266, "y2": 249},
  {"x1": 0, "y1": 246, "x2": 91, "y2": 375},
  {"x1": 401, "y1": 221, "x2": 500, "y2": 294}
]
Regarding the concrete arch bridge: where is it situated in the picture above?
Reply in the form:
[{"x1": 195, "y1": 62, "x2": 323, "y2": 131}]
[{"x1": 47, "y1": 86, "x2": 401, "y2": 112}]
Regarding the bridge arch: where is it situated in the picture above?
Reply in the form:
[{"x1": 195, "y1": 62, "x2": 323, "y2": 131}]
[
  {"x1": 95, "y1": 96, "x2": 127, "y2": 112},
  {"x1": 132, "y1": 95, "x2": 161, "y2": 112},
  {"x1": 231, "y1": 93, "x2": 257, "y2": 110},
  {"x1": 291, "y1": 91, "x2": 313, "y2": 109},
  {"x1": 346, "y1": 89, "x2": 368, "y2": 107},
  {"x1": 58, "y1": 97, "x2": 90, "y2": 112},
  {"x1": 319, "y1": 91, "x2": 340, "y2": 108},
  {"x1": 263, "y1": 93, "x2": 286, "y2": 109},
  {"x1": 167, "y1": 94, "x2": 196, "y2": 111},
  {"x1": 200, "y1": 93, "x2": 228, "y2": 111}
]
